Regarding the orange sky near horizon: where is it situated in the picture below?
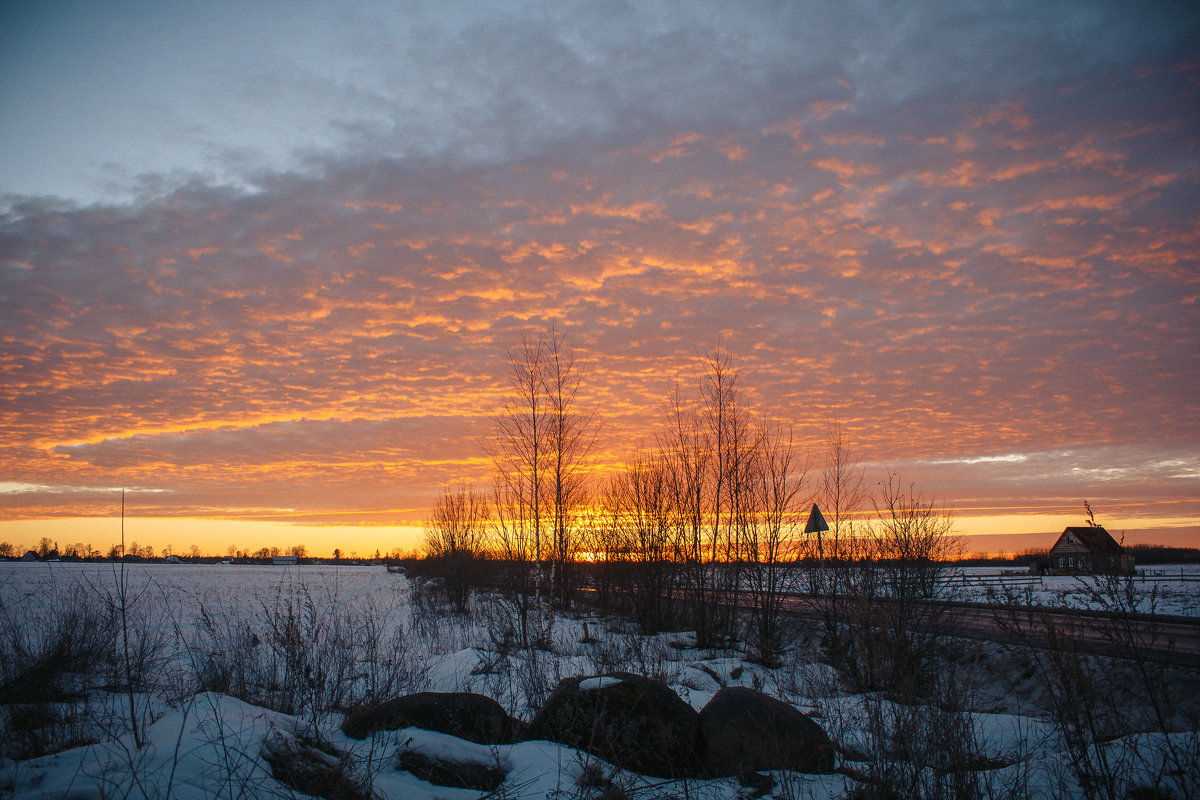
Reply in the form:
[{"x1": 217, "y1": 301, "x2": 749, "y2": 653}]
[
  {"x1": 3, "y1": 516, "x2": 1198, "y2": 563},
  {"x1": 1, "y1": 3, "x2": 1197, "y2": 553}
]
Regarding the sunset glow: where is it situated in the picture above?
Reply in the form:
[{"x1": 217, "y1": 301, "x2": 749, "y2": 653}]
[{"x1": 1, "y1": 1, "x2": 1197, "y2": 557}]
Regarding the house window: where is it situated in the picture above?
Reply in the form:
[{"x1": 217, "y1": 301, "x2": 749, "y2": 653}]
[
  {"x1": 1070, "y1": 557, "x2": 1075, "y2": 567},
  {"x1": 1067, "y1": 535, "x2": 1074, "y2": 543}
]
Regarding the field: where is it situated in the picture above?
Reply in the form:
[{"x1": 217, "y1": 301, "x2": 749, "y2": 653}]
[
  {"x1": 943, "y1": 565, "x2": 1200, "y2": 616},
  {"x1": 1, "y1": 562, "x2": 1198, "y2": 799}
]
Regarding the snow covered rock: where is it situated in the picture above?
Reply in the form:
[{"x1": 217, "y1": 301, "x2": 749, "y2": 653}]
[
  {"x1": 528, "y1": 672, "x2": 700, "y2": 778},
  {"x1": 341, "y1": 691, "x2": 518, "y2": 744},
  {"x1": 699, "y1": 687, "x2": 836, "y2": 776}
]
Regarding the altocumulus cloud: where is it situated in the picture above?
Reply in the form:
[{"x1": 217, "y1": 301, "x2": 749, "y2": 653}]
[
  {"x1": 0, "y1": 0, "x2": 1197, "y2": 527},
  {"x1": 2, "y1": 0, "x2": 1194, "y2": 201}
]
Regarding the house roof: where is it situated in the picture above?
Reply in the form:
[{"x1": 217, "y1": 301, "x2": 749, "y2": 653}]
[{"x1": 1057, "y1": 525, "x2": 1125, "y2": 555}]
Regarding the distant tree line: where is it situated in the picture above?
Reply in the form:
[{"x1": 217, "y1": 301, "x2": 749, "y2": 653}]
[
  {"x1": 0, "y1": 539, "x2": 418, "y2": 564},
  {"x1": 1124, "y1": 543, "x2": 1200, "y2": 563},
  {"x1": 955, "y1": 544, "x2": 1200, "y2": 567}
]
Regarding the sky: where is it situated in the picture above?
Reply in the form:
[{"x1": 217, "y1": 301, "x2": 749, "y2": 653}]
[{"x1": 1, "y1": 0, "x2": 1198, "y2": 558}]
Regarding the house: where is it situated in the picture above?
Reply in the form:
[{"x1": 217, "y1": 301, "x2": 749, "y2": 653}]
[
  {"x1": 1039, "y1": 525, "x2": 1134, "y2": 575},
  {"x1": 272, "y1": 555, "x2": 298, "y2": 566}
]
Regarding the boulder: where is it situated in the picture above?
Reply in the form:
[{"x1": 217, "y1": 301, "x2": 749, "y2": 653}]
[
  {"x1": 528, "y1": 672, "x2": 700, "y2": 778},
  {"x1": 698, "y1": 687, "x2": 835, "y2": 776},
  {"x1": 341, "y1": 692, "x2": 516, "y2": 744}
]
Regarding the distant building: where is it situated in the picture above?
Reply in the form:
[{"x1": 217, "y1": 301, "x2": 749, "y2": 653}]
[
  {"x1": 21, "y1": 550, "x2": 39, "y2": 562},
  {"x1": 1037, "y1": 525, "x2": 1133, "y2": 575},
  {"x1": 273, "y1": 555, "x2": 298, "y2": 566}
]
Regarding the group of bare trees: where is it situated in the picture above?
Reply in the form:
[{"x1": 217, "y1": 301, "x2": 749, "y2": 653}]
[
  {"x1": 422, "y1": 484, "x2": 491, "y2": 613},
  {"x1": 419, "y1": 327, "x2": 957, "y2": 670},
  {"x1": 825, "y1": 472, "x2": 959, "y2": 692},
  {"x1": 588, "y1": 348, "x2": 809, "y2": 665},
  {"x1": 420, "y1": 326, "x2": 595, "y2": 646}
]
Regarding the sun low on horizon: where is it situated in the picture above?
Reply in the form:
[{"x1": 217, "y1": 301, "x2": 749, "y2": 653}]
[{"x1": 1, "y1": 1, "x2": 1198, "y2": 558}]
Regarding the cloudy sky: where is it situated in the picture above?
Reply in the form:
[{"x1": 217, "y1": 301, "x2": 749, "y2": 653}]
[{"x1": 2, "y1": 0, "x2": 1198, "y2": 556}]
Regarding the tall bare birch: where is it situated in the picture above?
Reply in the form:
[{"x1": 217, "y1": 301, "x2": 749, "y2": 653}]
[
  {"x1": 487, "y1": 332, "x2": 550, "y2": 646},
  {"x1": 542, "y1": 325, "x2": 597, "y2": 606},
  {"x1": 487, "y1": 326, "x2": 596, "y2": 642}
]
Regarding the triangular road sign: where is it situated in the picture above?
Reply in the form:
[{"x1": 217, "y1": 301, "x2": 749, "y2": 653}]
[{"x1": 804, "y1": 503, "x2": 829, "y2": 534}]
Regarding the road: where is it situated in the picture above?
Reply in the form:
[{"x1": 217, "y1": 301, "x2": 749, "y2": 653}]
[{"x1": 778, "y1": 594, "x2": 1200, "y2": 667}]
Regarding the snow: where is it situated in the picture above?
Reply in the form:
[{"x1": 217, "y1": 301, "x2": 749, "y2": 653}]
[
  {"x1": 6, "y1": 694, "x2": 300, "y2": 799},
  {"x1": 949, "y1": 564, "x2": 1200, "y2": 616},
  {"x1": 423, "y1": 647, "x2": 487, "y2": 691},
  {"x1": 1, "y1": 561, "x2": 1197, "y2": 798},
  {"x1": 816, "y1": 692, "x2": 1060, "y2": 761}
]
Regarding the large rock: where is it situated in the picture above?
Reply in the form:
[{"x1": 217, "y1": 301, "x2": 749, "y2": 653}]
[
  {"x1": 699, "y1": 687, "x2": 835, "y2": 776},
  {"x1": 528, "y1": 672, "x2": 700, "y2": 778},
  {"x1": 341, "y1": 692, "x2": 517, "y2": 744}
]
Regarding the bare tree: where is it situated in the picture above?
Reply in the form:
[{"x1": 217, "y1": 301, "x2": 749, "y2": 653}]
[
  {"x1": 602, "y1": 449, "x2": 682, "y2": 633},
  {"x1": 874, "y1": 472, "x2": 957, "y2": 602},
  {"x1": 584, "y1": 482, "x2": 626, "y2": 615},
  {"x1": 817, "y1": 420, "x2": 868, "y2": 574},
  {"x1": 423, "y1": 483, "x2": 491, "y2": 612},
  {"x1": 486, "y1": 331, "x2": 550, "y2": 646},
  {"x1": 488, "y1": 482, "x2": 536, "y2": 647},
  {"x1": 485, "y1": 325, "x2": 597, "y2": 643},
  {"x1": 815, "y1": 420, "x2": 869, "y2": 664},
  {"x1": 700, "y1": 347, "x2": 763, "y2": 647},
  {"x1": 838, "y1": 474, "x2": 958, "y2": 693},
  {"x1": 541, "y1": 325, "x2": 597, "y2": 606},
  {"x1": 649, "y1": 347, "x2": 779, "y2": 648},
  {"x1": 655, "y1": 350, "x2": 739, "y2": 648},
  {"x1": 743, "y1": 422, "x2": 807, "y2": 666},
  {"x1": 490, "y1": 331, "x2": 549, "y2": 564},
  {"x1": 658, "y1": 379, "x2": 714, "y2": 642}
]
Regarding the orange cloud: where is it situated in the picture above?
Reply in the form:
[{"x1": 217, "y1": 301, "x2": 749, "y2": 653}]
[{"x1": 1, "y1": 72, "x2": 1196, "y2": 551}]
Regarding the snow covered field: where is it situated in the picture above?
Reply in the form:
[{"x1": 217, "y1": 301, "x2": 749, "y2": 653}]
[
  {"x1": 1, "y1": 562, "x2": 1197, "y2": 799},
  {"x1": 948, "y1": 564, "x2": 1200, "y2": 617}
]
